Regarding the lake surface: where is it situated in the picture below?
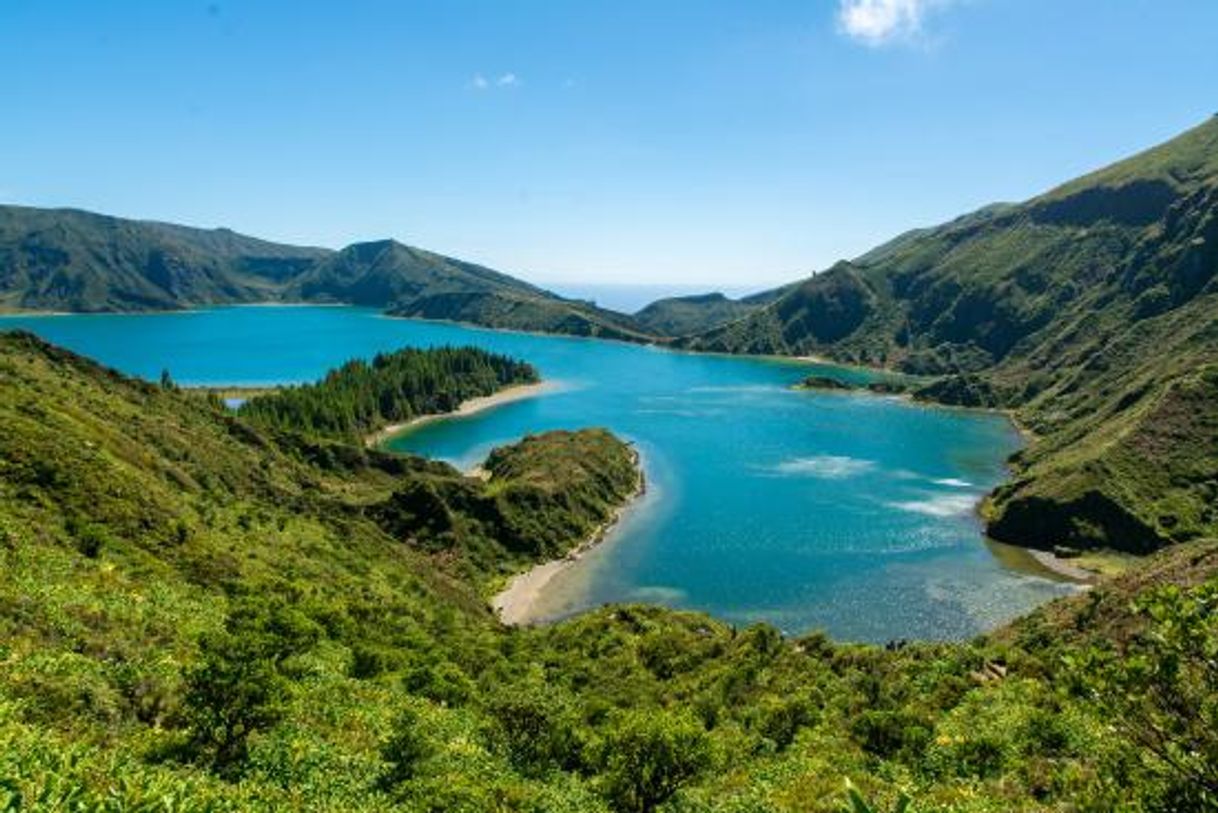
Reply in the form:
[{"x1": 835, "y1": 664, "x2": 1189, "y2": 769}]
[{"x1": 2, "y1": 306, "x2": 1077, "y2": 640}]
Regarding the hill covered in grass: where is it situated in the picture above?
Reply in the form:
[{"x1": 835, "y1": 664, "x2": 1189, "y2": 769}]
[
  {"x1": 3, "y1": 330, "x2": 1218, "y2": 811},
  {"x1": 0, "y1": 205, "x2": 329, "y2": 312},
  {"x1": 632, "y1": 292, "x2": 761, "y2": 337},
  {"x1": 0, "y1": 206, "x2": 654, "y2": 342},
  {"x1": 680, "y1": 116, "x2": 1218, "y2": 555},
  {"x1": 387, "y1": 289, "x2": 656, "y2": 342}
]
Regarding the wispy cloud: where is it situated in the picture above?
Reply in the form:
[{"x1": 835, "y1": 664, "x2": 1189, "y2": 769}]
[
  {"x1": 836, "y1": 0, "x2": 955, "y2": 47},
  {"x1": 469, "y1": 72, "x2": 521, "y2": 91}
]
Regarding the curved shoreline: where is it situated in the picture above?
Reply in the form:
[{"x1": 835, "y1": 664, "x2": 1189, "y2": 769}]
[
  {"x1": 11, "y1": 303, "x2": 1094, "y2": 595},
  {"x1": 365, "y1": 381, "x2": 555, "y2": 448},
  {"x1": 492, "y1": 451, "x2": 645, "y2": 626}
]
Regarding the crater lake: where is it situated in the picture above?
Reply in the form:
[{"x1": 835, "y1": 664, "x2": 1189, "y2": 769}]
[{"x1": 1, "y1": 305, "x2": 1077, "y2": 640}]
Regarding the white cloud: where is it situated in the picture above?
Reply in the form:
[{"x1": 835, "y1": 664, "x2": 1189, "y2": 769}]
[
  {"x1": 836, "y1": 0, "x2": 953, "y2": 46},
  {"x1": 469, "y1": 72, "x2": 521, "y2": 91}
]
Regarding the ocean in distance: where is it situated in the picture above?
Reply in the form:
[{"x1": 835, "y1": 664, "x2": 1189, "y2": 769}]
[{"x1": 1, "y1": 305, "x2": 1078, "y2": 641}]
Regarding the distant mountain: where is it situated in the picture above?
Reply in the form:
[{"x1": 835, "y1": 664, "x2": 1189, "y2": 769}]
[
  {"x1": 0, "y1": 205, "x2": 329, "y2": 312},
  {"x1": 680, "y1": 116, "x2": 1218, "y2": 554},
  {"x1": 282, "y1": 238, "x2": 549, "y2": 307},
  {"x1": 387, "y1": 290, "x2": 654, "y2": 342},
  {"x1": 0, "y1": 205, "x2": 657, "y2": 342},
  {"x1": 632, "y1": 292, "x2": 760, "y2": 337}
]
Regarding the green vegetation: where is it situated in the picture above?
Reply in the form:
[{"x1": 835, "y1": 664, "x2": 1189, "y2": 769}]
[
  {"x1": 387, "y1": 289, "x2": 654, "y2": 342},
  {"x1": 794, "y1": 375, "x2": 857, "y2": 392},
  {"x1": 681, "y1": 115, "x2": 1218, "y2": 555},
  {"x1": 9, "y1": 117, "x2": 1216, "y2": 563},
  {"x1": 633, "y1": 292, "x2": 760, "y2": 338},
  {"x1": 4, "y1": 330, "x2": 1218, "y2": 810},
  {"x1": 0, "y1": 210, "x2": 659, "y2": 342},
  {"x1": 283, "y1": 238, "x2": 552, "y2": 308},
  {"x1": 237, "y1": 346, "x2": 538, "y2": 442},
  {"x1": 0, "y1": 205, "x2": 327, "y2": 312}
]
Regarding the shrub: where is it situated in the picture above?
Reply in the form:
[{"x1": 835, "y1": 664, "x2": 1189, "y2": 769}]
[
  {"x1": 594, "y1": 709, "x2": 714, "y2": 813},
  {"x1": 182, "y1": 599, "x2": 320, "y2": 775}
]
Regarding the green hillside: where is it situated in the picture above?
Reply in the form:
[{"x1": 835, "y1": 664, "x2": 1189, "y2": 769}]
[
  {"x1": 681, "y1": 116, "x2": 1218, "y2": 555},
  {"x1": 2, "y1": 331, "x2": 1218, "y2": 810},
  {"x1": 633, "y1": 292, "x2": 760, "y2": 337},
  {"x1": 282, "y1": 239, "x2": 549, "y2": 308},
  {"x1": 0, "y1": 205, "x2": 328, "y2": 312},
  {"x1": 0, "y1": 208, "x2": 656, "y2": 343},
  {"x1": 387, "y1": 290, "x2": 655, "y2": 342}
]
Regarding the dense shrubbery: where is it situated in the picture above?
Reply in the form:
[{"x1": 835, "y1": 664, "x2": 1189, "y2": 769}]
[
  {"x1": 238, "y1": 345, "x2": 538, "y2": 441},
  {"x1": 4, "y1": 332, "x2": 1218, "y2": 811}
]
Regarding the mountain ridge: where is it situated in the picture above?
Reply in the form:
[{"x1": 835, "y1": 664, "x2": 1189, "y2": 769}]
[
  {"x1": 679, "y1": 115, "x2": 1218, "y2": 555},
  {"x1": 0, "y1": 204, "x2": 654, "y2": 343}
]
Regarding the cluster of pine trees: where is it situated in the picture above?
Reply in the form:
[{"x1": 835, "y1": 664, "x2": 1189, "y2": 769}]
[{"x1": 238, "y1": 346, "x2": 538, "y2": 441}]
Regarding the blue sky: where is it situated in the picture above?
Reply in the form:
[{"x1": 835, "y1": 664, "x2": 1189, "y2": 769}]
[{"x1": 2, "y1": 1, "x2": 1216, "y2": 287}]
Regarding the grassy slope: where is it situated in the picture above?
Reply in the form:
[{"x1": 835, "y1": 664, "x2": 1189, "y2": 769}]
[
  {"x1": 4, "y1": 331, "x2": 1217, "y2": 810},
  {"x1": 681, "y1": 116, "x2": 1218, "y2": 554},
  {"x1": 283, "y1": 239, "x2": 551, "y2": 307},
  {"x1": 632, "y1": 293, "x2": 761, "y2": 338},
  {"x1": 387, "y1": 289, "x2": 656, "y2": 343},
  {"x1": 0, "y1": 206, "x2": 662, "y2": 342},
  {"x1": 0, "y1": 205, "x2": 329, "y2": 312}
]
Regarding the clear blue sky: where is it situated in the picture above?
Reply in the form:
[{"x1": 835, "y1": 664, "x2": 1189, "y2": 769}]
[{"x1": 2, "y1": 1, "x2": 1215, "y2": 287}]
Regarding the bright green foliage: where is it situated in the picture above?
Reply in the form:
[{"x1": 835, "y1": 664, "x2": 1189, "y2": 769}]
[
  {"x1": 238, "y1": 345, "x2": 538, "y2": 441},
  {"x1": 4, "y1": 331, "x2": 1218, "y2": 811},
  {"x1": 484, "y1": 429, "x2": 642, "y2": 557},
  {"x1": 378, "y1": 707, "x2": 435, "y2": 790},
  {"x1": 1067, "y1": 582, "x2": 1218, "y2": 810},
  {"x1": 484, "y1": 680, "x2": 584, "y2": 775},
  {"x1": 844, "y1": 782, "x2": 911, "y2": 813},
  {"x1": 182, "y1": 599, "x2": 322, "y2": 774},
  {"x1": 594, "y1": 709, "x2": 715, "y2": 813}
]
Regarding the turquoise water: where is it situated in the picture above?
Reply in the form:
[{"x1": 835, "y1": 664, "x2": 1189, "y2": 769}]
[{"x1": 2, "y1": 306, "x2": 1076, "y2": 640}]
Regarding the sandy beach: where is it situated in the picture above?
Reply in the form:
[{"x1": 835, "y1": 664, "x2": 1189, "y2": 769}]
[
  {"x1": 1026, "y1": 549, "x2": 1100, "y2": 583},
  {"x1": 492, "y1": 451, "x2": 644, "y2": 626},
  {"x1": 365, "y1": 380, "x2": 554, "y2": 448}
]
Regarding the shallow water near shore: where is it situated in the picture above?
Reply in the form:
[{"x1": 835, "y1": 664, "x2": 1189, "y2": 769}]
[{"x1": 2, "y1": 305, "x2": 1078, "y2": 640}]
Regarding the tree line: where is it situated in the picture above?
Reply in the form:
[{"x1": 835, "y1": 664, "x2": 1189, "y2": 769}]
[{"x1": 238, "y1": 345, "x2": 538, "y2": 441}]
